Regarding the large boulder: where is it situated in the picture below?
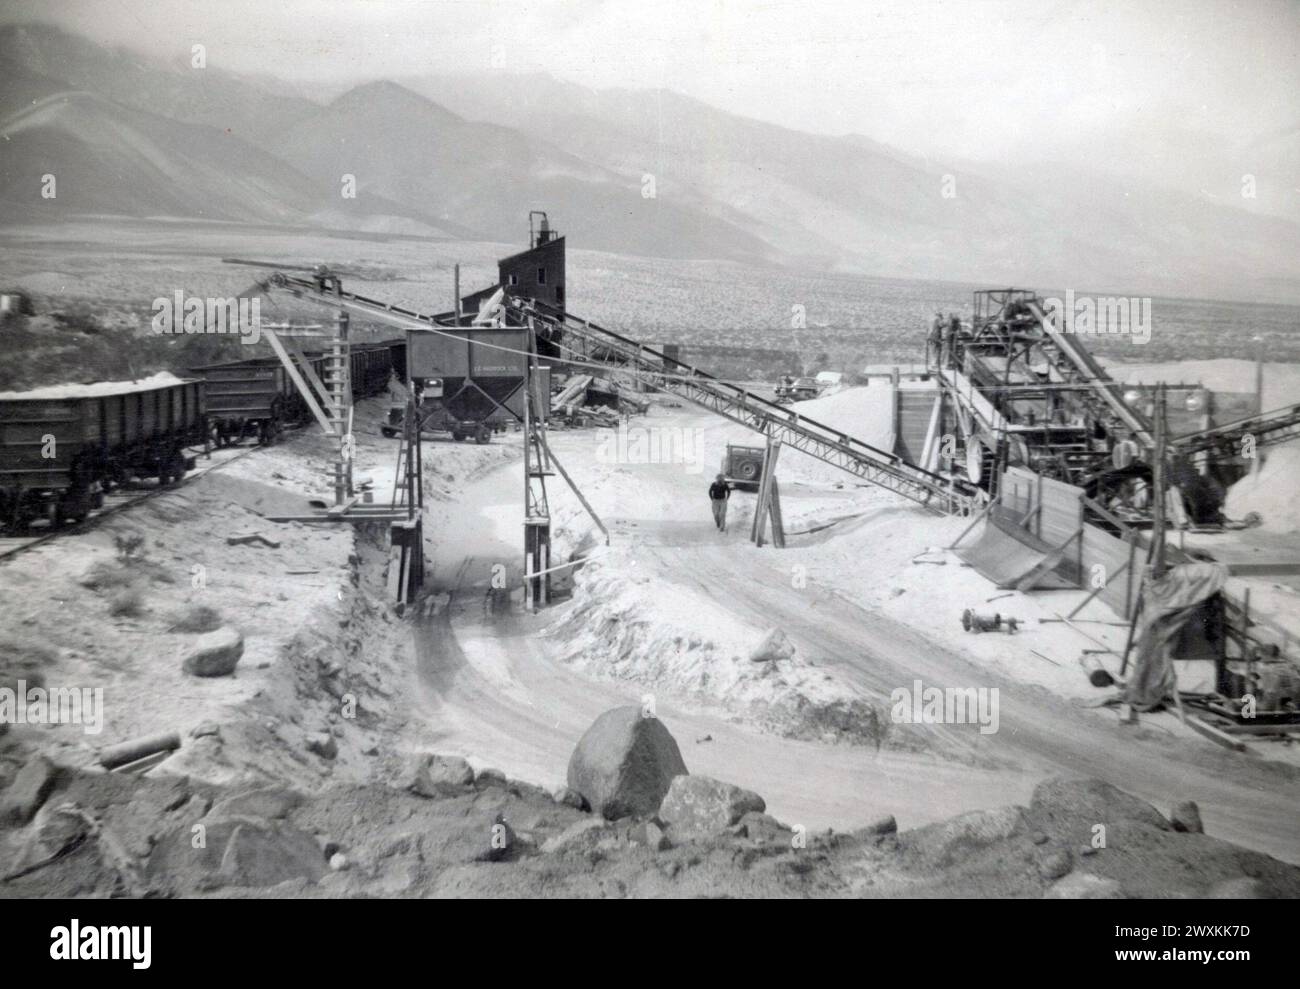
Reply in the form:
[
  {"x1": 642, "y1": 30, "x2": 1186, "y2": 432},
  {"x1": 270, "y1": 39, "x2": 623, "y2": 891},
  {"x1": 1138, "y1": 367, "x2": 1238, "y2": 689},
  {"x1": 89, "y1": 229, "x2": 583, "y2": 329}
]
[
  {"x1": 567, "y1": 707, "x2": 688, "y2": 820},
  {"x1": 1029, "y1": 778, "x2": 1170, "y2": 832},
  {"x1": 181, "y1": 627, "x2": 244, "y2": 677},
  {"x1": 658, "y1": 775, "x2": 766, "y2": 838},
  {"x1": 0, "y1": 754, "x2": 59, "y2": 825}
]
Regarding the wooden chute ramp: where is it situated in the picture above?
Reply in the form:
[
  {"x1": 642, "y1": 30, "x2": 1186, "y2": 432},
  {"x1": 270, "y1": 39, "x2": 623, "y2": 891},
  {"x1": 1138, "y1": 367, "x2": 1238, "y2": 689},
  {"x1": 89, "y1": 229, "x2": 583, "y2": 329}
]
[{"x1": 952, "y1": 466, "x2": 1085, "y2": 592}]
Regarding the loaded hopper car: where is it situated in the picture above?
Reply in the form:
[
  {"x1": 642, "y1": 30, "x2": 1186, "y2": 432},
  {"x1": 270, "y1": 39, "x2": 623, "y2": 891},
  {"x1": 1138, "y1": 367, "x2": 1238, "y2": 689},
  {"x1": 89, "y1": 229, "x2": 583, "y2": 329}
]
[{"x1": 0, "y1": 374, "x2": 205, "y2": 530}]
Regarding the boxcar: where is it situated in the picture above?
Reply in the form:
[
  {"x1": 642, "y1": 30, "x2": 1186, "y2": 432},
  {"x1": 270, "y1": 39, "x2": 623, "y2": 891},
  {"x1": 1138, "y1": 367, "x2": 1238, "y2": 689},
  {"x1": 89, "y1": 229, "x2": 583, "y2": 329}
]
[{"x1": 0, "y1": 375, "x2": 205, "y2": 529}]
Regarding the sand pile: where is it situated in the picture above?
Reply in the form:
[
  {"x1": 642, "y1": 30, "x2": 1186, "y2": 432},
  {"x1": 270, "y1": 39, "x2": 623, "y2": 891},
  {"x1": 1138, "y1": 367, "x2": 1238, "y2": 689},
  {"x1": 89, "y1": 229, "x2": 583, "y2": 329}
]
[
  {"x1": 0, "y1": 371, "x2": 187, "y2": 399},
  {"x1": 1225, "y1": 447, "x2": 1300, "y2": 531},
  {"x1": 548, "y1": 556, "x2": 886, "y2": 745}
]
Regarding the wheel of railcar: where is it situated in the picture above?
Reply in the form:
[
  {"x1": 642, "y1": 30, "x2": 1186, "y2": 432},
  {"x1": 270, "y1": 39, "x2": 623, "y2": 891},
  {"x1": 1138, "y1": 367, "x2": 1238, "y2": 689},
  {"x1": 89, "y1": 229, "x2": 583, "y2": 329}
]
[
  {"x1": 62, "y1": 487, "x2": 90, "y2": 523},
  {"x1": 475, "y1": 424, "x2": 491, "y2": 445},
  {"x1": 169, "y1": 449, "x2": 187, "y2": 484}
]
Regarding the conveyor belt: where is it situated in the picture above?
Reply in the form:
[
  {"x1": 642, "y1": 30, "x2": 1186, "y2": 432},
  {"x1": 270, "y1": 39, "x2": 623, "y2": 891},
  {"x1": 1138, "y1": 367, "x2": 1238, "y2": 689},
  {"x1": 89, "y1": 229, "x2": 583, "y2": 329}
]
[
  {"x1": 1172, "y1": 403, "x2": 1300, "y2": 457},
  {"x1": 225, "y1": 264, "x2": 975, "y2": 514},
  {"x1": 522, "y1": 301, "x2": 975, "y2": 515}
]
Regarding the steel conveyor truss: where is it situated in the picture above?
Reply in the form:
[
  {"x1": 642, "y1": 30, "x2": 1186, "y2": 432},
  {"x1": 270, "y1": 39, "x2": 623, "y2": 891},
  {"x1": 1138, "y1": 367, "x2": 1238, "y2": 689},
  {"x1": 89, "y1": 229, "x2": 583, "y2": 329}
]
[{"x1": 520, "y1": 300, "x2": 975, "y2": 515}]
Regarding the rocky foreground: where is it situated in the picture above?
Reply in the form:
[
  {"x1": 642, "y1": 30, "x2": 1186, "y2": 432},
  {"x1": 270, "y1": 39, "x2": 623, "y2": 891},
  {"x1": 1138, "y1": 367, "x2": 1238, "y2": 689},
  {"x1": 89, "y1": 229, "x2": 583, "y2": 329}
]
[{"x1": 2, "y1": 705, "x2": 1297, "y2": 898}]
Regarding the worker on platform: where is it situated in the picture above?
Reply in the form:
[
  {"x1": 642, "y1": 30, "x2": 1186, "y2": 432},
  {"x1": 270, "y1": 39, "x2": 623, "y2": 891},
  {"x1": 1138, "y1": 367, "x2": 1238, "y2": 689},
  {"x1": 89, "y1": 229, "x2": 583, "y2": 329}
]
[
  {"x1": 927, "y1": 311, "x2": 944, "y2": 367},
  {"x1": 1112, "y1": 429, "x2": 1142, "y2": 469},
  {"x1": 709, "y1": 473, "x2": 732, "y2": 532},
  {"x1": 943, "y1": 313, "x2": 961, "y2": 369}
]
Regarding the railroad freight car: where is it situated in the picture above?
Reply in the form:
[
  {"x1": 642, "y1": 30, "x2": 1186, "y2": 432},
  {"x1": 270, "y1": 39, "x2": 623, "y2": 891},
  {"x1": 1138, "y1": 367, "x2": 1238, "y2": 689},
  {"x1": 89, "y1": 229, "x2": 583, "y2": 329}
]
[
  {"x1": 350, "y1": 341, "x2": 396, "y2": 398},
  {"x1": 0, "y1": 374, "x2": 205, "y2": 530},
  {"x1": 192, "y1": 355, "x2": 327, "y2": 446}
]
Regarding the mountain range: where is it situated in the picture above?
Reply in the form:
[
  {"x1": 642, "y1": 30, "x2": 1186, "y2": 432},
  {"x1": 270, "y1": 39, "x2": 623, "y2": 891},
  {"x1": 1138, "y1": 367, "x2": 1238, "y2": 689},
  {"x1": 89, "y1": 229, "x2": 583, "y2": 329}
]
[{"x1": 1, "y1": 22, "x2": 1298, "y2": 303}]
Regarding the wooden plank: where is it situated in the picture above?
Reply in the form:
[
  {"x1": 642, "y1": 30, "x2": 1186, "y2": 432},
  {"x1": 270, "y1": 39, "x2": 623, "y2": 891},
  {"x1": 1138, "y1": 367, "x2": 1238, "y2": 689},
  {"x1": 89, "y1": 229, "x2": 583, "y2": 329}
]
[
  {"x1": 1015, "y1": 526, "x2": 1083, "y2": 592},
  {"x1": 1067, "y1": 554, "x2": 1131, "y2": 619},
  {"x1": 948, "y1": 497, "x2": 994, "y2": 549},
  {"x1": 1186, "y1": 715, "x2": 1249, "y2": 752}
]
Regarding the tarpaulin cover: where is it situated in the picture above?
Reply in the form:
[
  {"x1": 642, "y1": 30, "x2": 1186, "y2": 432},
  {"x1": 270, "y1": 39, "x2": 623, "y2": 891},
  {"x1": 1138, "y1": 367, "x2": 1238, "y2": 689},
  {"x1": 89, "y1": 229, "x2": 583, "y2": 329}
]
[{"x1": 1124, "y1": 562, "x2": 1230, "y2": 710}]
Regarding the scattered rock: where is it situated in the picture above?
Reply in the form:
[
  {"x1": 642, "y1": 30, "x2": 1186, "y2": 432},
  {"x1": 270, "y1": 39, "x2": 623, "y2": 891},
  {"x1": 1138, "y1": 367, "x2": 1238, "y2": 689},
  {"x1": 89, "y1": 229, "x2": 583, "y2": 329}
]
[
  {"x1": 181, "y1": 627, "x2": 244, "y2": 677},
  {"x1": 208, "y1": 787, "x2": 303, "y2": 822},
  {"x1": 481, "y1": 813, "x2": 517, "y2": 863},
  {"x1": 639, "y1": 820, "x2": 671, "y2": 852},
  {"x1": 1038, "y1": 848, "x2": 1073, "y2": 881},
  {"x1": 1044, "y1": 873, "x2": 1124, "y2": 899},
  {"x1": 566, "y1": 706, "x2": 688, "y2": 820},
  {"x1": 406, "y1": 754, "x2": 475, "y2": 796},
  {"x1": 1079, "y1": 844, "x2": 1098, "y2": 857},
  {"x1": 552, "y1": 786, "x2": 589, "y2": 811},
  {"x1": 734, "y1": 811, "x2": 791, "y2": 844},
  {"x1": 907, "y1": 805, "x2": 1028, "y2": 867},
  {"x1": 1032, "y1": 831, "x2": 1050, "y2": 845},
  {"x1": 541, "y1": 818, "x2": 612, "y2": 854},
  {"x1": 1029, "y1": 778, "x2": 1170, "y2": 832},
  {"x1": 190, "y1": 722, "x2": 220, "y2": 740},
  {"x1": 507, "y1": 780, "x2": 549, "y2": 802},
  {"x1": 329, "y1": 852, "x2": 350, "y2": 871},
  {"x1": 306, "y1": 732, "x2": 338, "y2": 761},
  {"x1": 149, "y1": 818, "x2": 327, "y2": 891},
  {"x1": 23, "y1": 801, "x2": 91, "y2": 864},
  {"x1": 748, "y1": 627, "x2": 795, "y2": 663},
  {"x1": 1170, "y1": 801, "x2": 1204, "y2": 834},
  {"x1": 475, "y1": 767, "x2": 507, "y2": 787},
  {"x1": 862, "y1": 815, "x2": 897, "y2": 836},
  {"x1": 0, "y1": 754, "x2": 59, "y2": 825},
  {"x1": 658, "y1": 775, "x2": 766, "y2": 838}
]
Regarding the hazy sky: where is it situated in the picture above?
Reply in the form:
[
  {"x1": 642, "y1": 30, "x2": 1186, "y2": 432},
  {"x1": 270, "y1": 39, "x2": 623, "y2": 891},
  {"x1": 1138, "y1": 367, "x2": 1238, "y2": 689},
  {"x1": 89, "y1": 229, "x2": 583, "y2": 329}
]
[{"x1": 6, "y1": 0, "x2": 1298, "y2": 159}]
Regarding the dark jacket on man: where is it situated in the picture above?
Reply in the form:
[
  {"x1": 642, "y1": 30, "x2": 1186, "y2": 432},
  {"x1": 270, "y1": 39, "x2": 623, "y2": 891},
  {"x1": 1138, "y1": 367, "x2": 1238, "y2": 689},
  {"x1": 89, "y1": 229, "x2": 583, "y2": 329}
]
[{"x1": 709, "y1": 480, "x2": 731, "y2": 501}]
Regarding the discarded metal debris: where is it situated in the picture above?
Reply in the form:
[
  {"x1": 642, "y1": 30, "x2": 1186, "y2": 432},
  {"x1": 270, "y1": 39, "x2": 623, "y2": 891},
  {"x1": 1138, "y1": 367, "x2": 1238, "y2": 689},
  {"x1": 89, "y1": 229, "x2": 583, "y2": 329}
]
[{"x1": 961, "y1": 609, "x2": 1019, "y2": 634}]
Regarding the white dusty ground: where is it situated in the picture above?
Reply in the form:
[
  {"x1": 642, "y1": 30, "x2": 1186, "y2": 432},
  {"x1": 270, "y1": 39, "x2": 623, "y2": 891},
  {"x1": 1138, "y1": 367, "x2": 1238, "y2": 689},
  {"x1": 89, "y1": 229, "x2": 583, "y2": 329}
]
[
  {"x1": 402, "y1": 386, "x2": 1300, "y2": 864},
  {"x1": 4, "y1": 380, "x2": 1298, "y2": 872}
]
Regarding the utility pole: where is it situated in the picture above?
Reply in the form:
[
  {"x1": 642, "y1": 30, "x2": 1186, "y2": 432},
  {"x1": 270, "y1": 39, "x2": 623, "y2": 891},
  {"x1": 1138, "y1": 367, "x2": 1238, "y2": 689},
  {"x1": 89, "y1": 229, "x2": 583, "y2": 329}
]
[{"x1": 1150, "y1": 383, "x2": 1168, "y2": 579}]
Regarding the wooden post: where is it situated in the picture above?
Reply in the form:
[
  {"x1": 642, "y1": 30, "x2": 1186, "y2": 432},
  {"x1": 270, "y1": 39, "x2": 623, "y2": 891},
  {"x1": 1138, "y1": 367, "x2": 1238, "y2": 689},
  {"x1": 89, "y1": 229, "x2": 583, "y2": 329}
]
[
  {"x1": 1151, "y1": 384, "x2": 1167, "y2": 579},
  {"x1": 752, "y1": 440, "x2": 782, "y2": 546}
]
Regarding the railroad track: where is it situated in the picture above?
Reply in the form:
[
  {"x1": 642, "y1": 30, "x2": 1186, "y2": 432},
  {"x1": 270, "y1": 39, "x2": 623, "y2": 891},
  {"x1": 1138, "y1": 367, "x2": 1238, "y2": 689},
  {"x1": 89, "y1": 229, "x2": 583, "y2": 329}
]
[{"x1": 0, "y1": 441, "x2": 265, "y2": 563}]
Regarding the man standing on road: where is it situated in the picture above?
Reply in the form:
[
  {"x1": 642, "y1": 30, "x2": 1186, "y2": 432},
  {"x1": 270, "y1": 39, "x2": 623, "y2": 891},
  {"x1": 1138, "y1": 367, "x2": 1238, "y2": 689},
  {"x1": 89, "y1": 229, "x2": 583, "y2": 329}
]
[{"x1": 709, "y1": 473, "x2": 731, "y2": 531}]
